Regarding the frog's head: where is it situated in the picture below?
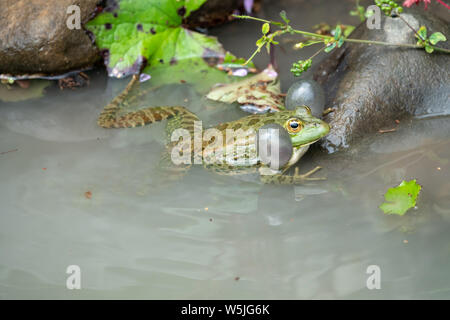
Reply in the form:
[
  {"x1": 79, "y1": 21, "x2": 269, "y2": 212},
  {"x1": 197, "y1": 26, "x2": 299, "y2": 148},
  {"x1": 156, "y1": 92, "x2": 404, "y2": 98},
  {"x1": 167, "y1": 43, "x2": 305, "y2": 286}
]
[{"x1": 284, "y1": 106, "x2": 330, "y2": 148}]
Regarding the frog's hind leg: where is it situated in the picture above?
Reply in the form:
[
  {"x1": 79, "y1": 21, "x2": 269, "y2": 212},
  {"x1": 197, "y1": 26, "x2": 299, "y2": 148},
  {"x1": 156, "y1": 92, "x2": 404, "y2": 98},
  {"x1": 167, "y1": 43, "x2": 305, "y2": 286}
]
[
  {"x1": 97, "y1": 75, "x2": 191, "y2": 129},
  {"x1": 158, "y1": 111, "x2": 201, "y2": 182},
  {"x1": 260, "y1": 166, "x2": 326, "y2": 184},
  {"x1": 97, "y1": 74, "x2": 200, "y2": 183}
]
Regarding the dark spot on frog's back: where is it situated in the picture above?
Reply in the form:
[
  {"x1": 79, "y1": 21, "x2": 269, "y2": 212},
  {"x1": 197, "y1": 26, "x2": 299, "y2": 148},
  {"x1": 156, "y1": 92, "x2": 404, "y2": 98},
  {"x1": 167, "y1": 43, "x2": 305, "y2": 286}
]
[
  {"x1": 232, "y1": 123, "x2": 242, "y2": 130},
  {"x1": 177, "y1": 6, "x2": 186, "y2": 17},
  {"x1": 216, "y1": 123, "x2": 228, "y2": 131}
]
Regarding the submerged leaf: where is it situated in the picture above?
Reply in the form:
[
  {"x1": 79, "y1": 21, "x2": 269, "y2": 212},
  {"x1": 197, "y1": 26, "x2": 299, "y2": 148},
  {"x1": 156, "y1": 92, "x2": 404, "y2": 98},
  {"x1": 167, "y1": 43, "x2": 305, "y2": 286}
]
[
  {"x1": 380, "y1": 180, "x2": 422, "y2": 216},
  {"x1": 206, "y1": 65, "x2": 284, "y2": 113},
  {"x1": 0, "y1": 80, "x2": 51, "y2": 102}
]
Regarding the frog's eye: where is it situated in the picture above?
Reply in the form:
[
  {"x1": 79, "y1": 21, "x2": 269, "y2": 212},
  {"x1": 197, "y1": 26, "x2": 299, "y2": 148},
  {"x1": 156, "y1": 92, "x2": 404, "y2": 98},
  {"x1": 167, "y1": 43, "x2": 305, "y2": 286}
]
[{"x1": 286, "y1": 119, "x2": 302, "y2": 133}]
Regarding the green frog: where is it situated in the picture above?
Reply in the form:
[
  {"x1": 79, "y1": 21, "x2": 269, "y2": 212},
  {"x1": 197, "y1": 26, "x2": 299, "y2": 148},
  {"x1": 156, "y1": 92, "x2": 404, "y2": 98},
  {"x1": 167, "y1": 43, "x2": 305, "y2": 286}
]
[{"x1": 98, "y1": 75, "x2": 330, "y2": 184}]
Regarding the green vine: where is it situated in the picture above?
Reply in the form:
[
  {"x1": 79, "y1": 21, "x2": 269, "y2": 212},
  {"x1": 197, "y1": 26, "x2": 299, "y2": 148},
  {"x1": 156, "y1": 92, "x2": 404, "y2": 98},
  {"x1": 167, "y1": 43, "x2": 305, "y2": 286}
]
[{"x1": 234, "y1": 0, "x2": 449, "y2": 77}]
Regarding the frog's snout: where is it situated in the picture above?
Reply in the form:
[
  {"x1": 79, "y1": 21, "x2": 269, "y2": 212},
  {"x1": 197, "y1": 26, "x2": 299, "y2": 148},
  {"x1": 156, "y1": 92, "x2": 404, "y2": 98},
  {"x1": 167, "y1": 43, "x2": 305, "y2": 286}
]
[
  {"x1": 317, "y1": 120, "x2": 330, "y2": 138},
  {"x1": 305, "y1": 119, "x2": 330, "y2": 140}
]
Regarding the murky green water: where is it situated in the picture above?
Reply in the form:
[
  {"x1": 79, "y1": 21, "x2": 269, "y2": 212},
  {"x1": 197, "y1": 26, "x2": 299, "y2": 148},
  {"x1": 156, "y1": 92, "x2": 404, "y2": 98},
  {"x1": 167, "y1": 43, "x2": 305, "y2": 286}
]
[{"x1": 1, "y1": 0, "x2": 450, "y2": 299}]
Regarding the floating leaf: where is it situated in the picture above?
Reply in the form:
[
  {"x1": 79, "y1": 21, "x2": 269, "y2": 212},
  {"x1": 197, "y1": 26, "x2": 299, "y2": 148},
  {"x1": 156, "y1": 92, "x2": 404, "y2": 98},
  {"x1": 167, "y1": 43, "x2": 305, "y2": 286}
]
[
  {"x1": 429, "y1": 32, "x2": 446, "y2": 45},
  {"x1": 380, "y1": 180, "x2": 422, "y2": 216},
  {"x1": 206, "y1": 65, "x2": 284, "y2": 112}
]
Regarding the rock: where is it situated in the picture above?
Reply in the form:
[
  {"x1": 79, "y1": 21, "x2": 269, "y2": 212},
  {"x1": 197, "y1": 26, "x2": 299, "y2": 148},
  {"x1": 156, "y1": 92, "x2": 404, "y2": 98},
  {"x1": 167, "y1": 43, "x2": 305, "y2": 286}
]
[
  {"x1": 0, "y1": 0, "x2": 100, "y2": 79},
  {"x1": 186, "y1": 0, "x2": 261, "y2": 29},
  {"x1": 314, "y1": 8, "x2": 450, "y2": 153}
]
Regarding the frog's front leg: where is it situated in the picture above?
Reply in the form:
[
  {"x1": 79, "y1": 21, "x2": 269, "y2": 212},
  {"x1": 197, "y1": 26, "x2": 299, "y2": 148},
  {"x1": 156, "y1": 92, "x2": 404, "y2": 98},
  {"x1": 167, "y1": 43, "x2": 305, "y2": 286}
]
[{"x1": 259, "y1": 166, "x2": 326, "y2": 184}]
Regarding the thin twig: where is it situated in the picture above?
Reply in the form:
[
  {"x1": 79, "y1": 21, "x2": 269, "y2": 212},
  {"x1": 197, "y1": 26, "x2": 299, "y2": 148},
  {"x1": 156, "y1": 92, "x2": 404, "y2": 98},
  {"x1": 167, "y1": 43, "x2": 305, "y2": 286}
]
[
  {"x1": 0, "y1": 149, "x2": 18, "y2": 156},
  {"x1": 378, "y1": 128, "x2": 397, "y2": 133},
  {"x1": 398, "y1": 14, "x2": 425, "y2": 41}
]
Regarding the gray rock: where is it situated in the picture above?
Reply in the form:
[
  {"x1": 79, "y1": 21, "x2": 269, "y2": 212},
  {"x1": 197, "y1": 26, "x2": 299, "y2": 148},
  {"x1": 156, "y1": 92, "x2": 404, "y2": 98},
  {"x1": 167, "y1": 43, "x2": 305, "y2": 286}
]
[
  {"x1": 0, "y1": 0, "x2": 100, "y2": 79},
  {"x1": 314, "y1": 8, "x2": 450, "y2": 153}
]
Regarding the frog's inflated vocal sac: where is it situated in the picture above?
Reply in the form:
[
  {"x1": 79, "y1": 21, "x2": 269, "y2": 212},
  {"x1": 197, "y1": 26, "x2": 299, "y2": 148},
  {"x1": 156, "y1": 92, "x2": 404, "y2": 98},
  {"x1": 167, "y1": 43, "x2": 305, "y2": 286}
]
[{"x1": 98, "y1": 75, "x2": 330, "y2": 184}]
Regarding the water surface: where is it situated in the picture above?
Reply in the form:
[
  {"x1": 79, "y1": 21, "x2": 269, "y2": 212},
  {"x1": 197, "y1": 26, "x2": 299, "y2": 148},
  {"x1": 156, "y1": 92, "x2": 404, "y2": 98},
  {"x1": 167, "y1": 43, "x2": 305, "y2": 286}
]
[{"x1": 1, "y1": 0, "x2": 450, "y2": 299}]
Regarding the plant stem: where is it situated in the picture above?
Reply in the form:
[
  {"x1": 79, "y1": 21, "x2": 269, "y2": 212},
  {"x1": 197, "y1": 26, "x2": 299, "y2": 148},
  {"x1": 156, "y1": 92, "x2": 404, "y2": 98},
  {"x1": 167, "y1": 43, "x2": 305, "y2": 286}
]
[
  {"x1": 344, "y1": 38, "x2": 450, "y2": 53},
  {"x1": 397, "y1": 14, "x2": 425, "y2": 41},
  {"x1": 244, "y1": 45, "x2": 263, "y2": 65},
  {"x1": 236, "y1": 14, "x2": 450, "y2": 56},
  {"x1": 309, "y1": 45, "x2": 327, "y2": 60},
  {"x1": 436, "y1": 0, "x2": 450, "y2": 10},
  {"x1": 233, "y1": 15, "x2": 283, "y2": 26},
  {"x1": 291, "y1": 29, "x2": 450, "y2": 52}
]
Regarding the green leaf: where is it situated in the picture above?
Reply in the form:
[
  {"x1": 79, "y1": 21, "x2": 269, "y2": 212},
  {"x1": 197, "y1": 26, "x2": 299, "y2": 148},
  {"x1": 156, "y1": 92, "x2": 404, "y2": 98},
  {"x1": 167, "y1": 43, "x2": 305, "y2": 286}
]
[
  {"x1": 280, "y1": 10, "x2": 290, "y2": 24},
  {"x1": 365, "y1": 8, "x2": 375, "y2": 18},
  {"x1": 343, "y1": 25, "x2": 356, "y2": 37},
  {"x1": 379, "y1": 180, "x2": 422, "y2": 216},
  {"x1": 324, "y1": 42, "x2": 337, "y2": 53},
  {"x1": 256, "y1": 37, "x2": 265, "y2": 47},
  {"x1": 262, "y1": 23, "x2": 270, "y2": 35},
  {"x1": 425, "y1": 45, "x2": 434, "y2": 54},
  {"x1": 337, "y1": 37, "x2": 345, "y2": 48},
  {"x1": 86, "y1": 0, "x2": 231, "y2": 84},
  {"x1": 429, "y1": 32, "x2": 446, "y2": 45},
  {"x1": 416, "y1": 26, "x2": 427, "y2": 41},
  {"x1": 334, "y1": 25, "x2": 342, "y2": 40}
]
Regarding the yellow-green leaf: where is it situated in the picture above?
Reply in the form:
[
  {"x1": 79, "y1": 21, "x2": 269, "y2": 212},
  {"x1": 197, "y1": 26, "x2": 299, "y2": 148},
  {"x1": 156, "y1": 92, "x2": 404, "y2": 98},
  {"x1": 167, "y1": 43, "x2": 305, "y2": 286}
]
[
  {"x1": 379, "y1": 180, "x2": 422, "y2": 216},
  {"x1": 429, "y1": 32, "x2": 446, "y2": 45},
  {"x1": 262, "y1": 23, "x2": 270, "y2": 35},
  {"x1": 416, "y1": 26, "x2": 427, "y2": 41}
]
